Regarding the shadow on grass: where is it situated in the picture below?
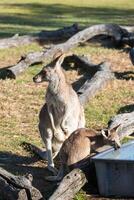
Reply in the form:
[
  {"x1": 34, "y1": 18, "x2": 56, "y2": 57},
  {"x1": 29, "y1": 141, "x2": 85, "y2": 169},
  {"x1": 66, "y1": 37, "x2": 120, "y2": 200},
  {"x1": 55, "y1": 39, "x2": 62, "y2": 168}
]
[
  {"x1": 0, "y1": 3, "x2": 134, "y2": 37},
  {"x1": 0, "y1": 149, "x2": 99, "y2": 198},
  {"x1": 0, "y1": 151, "x2": 57, "y2": 198},
  {"x1": 114, "y1": 71, "x2": 134, "y2": 81},
  {"x1": 0, "y1": 67, "x2": 16, "y2": 79},
  {"x1": 118, "y1": 104, "x2": 134, "y2": 114}
]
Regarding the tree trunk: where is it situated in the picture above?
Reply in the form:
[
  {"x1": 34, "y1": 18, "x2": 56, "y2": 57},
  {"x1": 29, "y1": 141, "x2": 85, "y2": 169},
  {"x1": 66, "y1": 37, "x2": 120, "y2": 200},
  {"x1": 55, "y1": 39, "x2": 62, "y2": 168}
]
[
  {"x1": 1, "y1": 24, "x2": 134, "y2": 50},
  {"x1": 0, "y1": 167, "x2": 43, "y2": 200},
  {"x1": 49, "y1": 168, "x2": 87, "y2": 200},
  {"x1": 1, "y1": 24, "x2": 125, "y2": 79},
  {"x1": 64, "y1": 54, "x2": 114, "y2": 106},
  {"x1": 0, "y1": 24, "x2": 79, "y2": 49},
  {"x1": 0, "y1": 176, "x2": 28, "y2": 200},
  {"x1": 63, "y1": 54, "x2": 114, "y2": 106},
  {"x1": 77, "y1": 61, "x2": 114, "y2": 106}
]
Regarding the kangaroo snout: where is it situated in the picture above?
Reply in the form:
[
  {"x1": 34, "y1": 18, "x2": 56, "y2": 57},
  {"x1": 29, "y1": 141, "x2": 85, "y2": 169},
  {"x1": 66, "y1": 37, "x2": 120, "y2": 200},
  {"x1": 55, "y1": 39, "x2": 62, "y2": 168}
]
[
  {"x1": 33, "y1": 74, "x2": 42, "y2": 83},
  {"x1": 113, "y1": 138, "x2": 121, "y2": 149},
  {"x1": 33, "y1": 70, "x2": 46, "y2": 83}
]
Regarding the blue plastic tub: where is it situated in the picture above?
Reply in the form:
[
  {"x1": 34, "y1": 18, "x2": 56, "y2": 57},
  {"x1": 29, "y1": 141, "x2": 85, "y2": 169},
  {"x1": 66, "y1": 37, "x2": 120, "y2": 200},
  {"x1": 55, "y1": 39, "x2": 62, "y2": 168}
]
[{"x1": 92, "y1": 141, "x2": 134, "y2": 197}]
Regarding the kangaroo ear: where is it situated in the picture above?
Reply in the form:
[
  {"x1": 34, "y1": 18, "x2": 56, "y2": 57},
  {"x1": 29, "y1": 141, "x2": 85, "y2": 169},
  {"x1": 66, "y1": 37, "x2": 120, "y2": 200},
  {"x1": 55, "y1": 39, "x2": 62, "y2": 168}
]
[
  {"x1": 54, "y1": 52, "x2": 73, "y2": 68},
  {"x1": 110, "y1": 124, "x2": 121, "y2": 134},
  {"x1": 53, "y1": 51, "x2": 63, "y2": 60},
  {"x1": 101, "y1": 130, "x2": 108, "y2": 139},
  {"x1": 56, "y1": 54, "x2": 65, "y2": 67}
]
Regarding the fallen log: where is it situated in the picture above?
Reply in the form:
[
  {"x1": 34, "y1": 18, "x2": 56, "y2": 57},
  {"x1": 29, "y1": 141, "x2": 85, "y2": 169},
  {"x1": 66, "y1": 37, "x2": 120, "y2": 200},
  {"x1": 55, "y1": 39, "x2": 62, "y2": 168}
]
[
  {"x1": 0, "y1": 167, "x2": 43, "y2": 200},
  {"x1": 0, "y1": 24, "x2": 79, "y2": 49},
  {"x1": 1, "y1": 24, "x2": 125, "y2": 79},
  {"x1": 78, "y1": 61, "x2": 114, "y2": 106},
  {"x1": 63, "y1": 54, "x2": 114, "y2": 106},
  {"x1": 0, "y1": 52, "x2": 44, "y2": 79},
  {"x1": 1, "y1": 24, "x2": 134, "y2": 50},
  {"x1": 0, "y1": 176, "x2": 28, "y2": 200},
  {"x1": 49, "y1": 168, "x2": 87, "y2": 200},
  {"x1": 121, "y1": 26, "x2": 134, "y2": 33},
  {"x1": 108, "y1": 111, "x2": 134, "y2": 139}
]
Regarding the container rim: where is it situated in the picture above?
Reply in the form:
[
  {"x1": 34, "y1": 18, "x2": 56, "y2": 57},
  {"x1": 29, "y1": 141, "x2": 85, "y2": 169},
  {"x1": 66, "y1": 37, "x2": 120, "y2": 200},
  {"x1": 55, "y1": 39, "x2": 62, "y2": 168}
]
[{"x1": 91, "y1": 140, "x2": 134, "y2": 163}]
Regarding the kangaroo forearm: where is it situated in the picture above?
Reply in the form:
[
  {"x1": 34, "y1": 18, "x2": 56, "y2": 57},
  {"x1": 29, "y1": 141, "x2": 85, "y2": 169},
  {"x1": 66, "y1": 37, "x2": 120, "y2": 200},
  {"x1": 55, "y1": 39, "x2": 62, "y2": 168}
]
[
  {"x1": 49, "y1": 113, "x2": 56, "y2": 131},
  {"x1": 48, "y1": 106, "x2": 57, "y2": 132},
  {"x1": 61, "y1": 118, "x2": 70, "y2": 136},
  {"x1": 61, "y1": 113, "x2": 68, "y2": 128}
]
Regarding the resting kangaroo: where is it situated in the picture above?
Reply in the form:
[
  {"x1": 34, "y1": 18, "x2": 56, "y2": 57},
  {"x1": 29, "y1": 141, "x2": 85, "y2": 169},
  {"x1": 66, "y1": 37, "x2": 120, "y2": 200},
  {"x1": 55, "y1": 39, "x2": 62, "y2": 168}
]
[
  {"x1": 33, "y1": 54, "x2": 85, "y2": 173},
  {"x1": 46, "y1": 127, "x2": 121, "y2": 181}
]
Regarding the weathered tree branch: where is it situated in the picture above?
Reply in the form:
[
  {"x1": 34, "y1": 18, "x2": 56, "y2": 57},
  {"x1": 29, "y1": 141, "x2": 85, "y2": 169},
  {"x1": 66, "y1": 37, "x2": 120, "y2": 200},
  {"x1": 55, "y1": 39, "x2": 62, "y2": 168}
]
[
  {"x1": 63, "y1": 54, "x2": 114, "y2": 106},
  {"x1": 0, "y1": 24, "x2": 79, "y2": 49},
  {"x1": 0, "y1": 52, "x2": 45, "y2": 79},
  {"x1": 77, "y1": 60, "x2": 114, "y2": 106},
  {"x1": 121, "y1": 26, "x2": 134, "y2": 33},
  {"x1": 0, "y1": 176, "x2": 28, "y2": 200},
  {"x1": 1, "y1": 24, "x2": 134, "y2": 50},
  {"x1": 49, "y1": 168, "x2": 87, "y2": 200},
  {"x1": 0, "y1": 24, "x2": 126, "y2": 79},
  {"x1": 0, "y1": 167, "x2": 43, "y2": 200}
]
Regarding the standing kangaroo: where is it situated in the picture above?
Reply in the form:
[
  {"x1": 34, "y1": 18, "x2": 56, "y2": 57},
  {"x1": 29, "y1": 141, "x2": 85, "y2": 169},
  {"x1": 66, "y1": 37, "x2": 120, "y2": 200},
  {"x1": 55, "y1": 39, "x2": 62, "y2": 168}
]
[
  {"x1": 46, "y1": 127, "x2": 121, "y2": 181},
  {"x1": 33, "y1": 54, "x2": 85, "y2": 173}
]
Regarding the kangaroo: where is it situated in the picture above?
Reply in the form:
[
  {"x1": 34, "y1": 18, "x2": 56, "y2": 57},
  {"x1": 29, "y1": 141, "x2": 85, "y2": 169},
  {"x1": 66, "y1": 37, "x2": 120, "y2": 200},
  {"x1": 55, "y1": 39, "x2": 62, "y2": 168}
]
[
  {"x1": 45, "y1": 127, "x2": 121, "y2": 181},
  {"x1": 33, "y1": 54, "x2": 85, "y2": 173}
]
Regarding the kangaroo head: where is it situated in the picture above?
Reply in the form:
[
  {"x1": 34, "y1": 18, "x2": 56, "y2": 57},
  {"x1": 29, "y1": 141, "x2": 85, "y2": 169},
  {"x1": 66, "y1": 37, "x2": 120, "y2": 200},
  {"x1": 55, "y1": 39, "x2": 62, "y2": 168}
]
[
  {"x1": 101, "y1": 125, "x2": 121, "y2": 149},
  {"x1": 33, "y1": 53, "x2": 66, "y2": 83}
]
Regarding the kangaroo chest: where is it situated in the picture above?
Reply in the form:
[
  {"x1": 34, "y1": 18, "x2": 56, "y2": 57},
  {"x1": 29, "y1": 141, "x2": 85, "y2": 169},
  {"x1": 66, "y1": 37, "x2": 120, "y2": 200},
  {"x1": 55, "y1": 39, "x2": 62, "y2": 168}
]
[{"x1": 46, "y1": 91, "x2": 66, "y2": 126}]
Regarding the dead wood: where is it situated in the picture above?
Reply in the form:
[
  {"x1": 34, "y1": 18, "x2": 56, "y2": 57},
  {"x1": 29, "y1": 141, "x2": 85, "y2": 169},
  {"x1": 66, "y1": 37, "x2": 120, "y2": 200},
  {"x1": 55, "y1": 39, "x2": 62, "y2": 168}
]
[
  {"x1": 108, "y1": 111, "x2": 134, "y2": 139},
  {"x1": 121, "y1": 26, "x2": 134, "y2": 33},
  {"x1": 0, "y1": 52, "x2": 44, "y2": 79},
  {"x1": 1, "y1": 24, "x2": 125, "y2": 79},
  {"x1": 0, "y1": 176, "x2": 28, "y2": 200},
  {"x1": 1, "y1": 23, "x2": 133, "y2": 51},
  {"x1": 0, "y1": 167, "x2": 43, "y2": 200},
  {"x1": 0, "y1": 24, "x2": 79, "y2": 49},
  {"x1": 63, "y1": 54, "x2": 114, "y2": 106},
  {"x1": 77, "y1": 61, "x2": 114, "y2": 106},
  {"x1": 49, "y1": 168, "x2": 87, "y2": 200},
  {"x1": 1, "y1": 24, "x2": 134, "y2": 50}
]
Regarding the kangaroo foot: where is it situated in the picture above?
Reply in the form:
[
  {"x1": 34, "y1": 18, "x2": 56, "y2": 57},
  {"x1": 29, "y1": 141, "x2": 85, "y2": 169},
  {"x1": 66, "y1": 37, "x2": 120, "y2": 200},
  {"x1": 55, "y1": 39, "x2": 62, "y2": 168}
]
[
  {"x1": 21, "y1": 142, "x2": 47, "y2": 160},
  {"x1": 45, "y1": 167, "x2": 65, "y2": 181}
]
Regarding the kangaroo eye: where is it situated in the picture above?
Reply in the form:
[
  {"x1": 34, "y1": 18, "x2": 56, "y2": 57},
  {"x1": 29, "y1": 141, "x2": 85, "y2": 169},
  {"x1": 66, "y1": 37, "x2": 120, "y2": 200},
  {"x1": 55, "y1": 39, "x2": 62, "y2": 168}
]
[{"x1": 43, "y1": 70, "x2": 45, "y2": 73}]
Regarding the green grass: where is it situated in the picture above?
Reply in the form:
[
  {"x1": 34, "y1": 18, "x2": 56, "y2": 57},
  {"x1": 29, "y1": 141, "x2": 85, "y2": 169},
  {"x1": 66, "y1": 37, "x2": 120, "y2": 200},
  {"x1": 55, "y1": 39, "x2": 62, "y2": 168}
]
[
  {"x1": 0, "y1": 0, "x2": 134, "y2": 37},
  {"x1": 85, "y1": 85, "x2": 134, "y2": 129},
  {"x1": 74, "y1": 191, "x2": 87, "y2": 200}
]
